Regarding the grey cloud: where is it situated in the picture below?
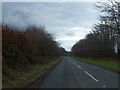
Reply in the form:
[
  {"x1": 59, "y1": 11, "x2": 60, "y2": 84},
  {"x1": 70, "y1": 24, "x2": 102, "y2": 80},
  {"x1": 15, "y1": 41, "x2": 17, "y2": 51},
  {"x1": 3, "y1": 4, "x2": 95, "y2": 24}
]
[
  {"x1": 2, "y1": 2, "x2": 98, "y2": 51},
  {"x1": 2, "y1": 2, "x2": 97, "y2": 28},
  {"x1": 12, "y1": 10, "x2": 29, "y2": 20},
  {"x1": 65, "y1": 31, "x2": 75, "y2": 36}
]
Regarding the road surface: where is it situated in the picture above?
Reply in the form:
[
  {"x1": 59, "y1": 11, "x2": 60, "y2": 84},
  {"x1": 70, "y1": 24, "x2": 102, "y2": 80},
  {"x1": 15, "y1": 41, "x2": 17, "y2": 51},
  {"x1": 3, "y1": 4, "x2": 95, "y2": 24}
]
[{"x1": 32, "y1": 56, "x2": 119, "y2": 88}]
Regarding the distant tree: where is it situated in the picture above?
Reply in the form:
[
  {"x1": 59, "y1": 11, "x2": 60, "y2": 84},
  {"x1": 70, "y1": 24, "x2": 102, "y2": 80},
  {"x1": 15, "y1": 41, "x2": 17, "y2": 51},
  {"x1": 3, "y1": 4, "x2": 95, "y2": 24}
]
[
  {"x1": 25, "y1": 25, "x2": 61, "y2": 56},
  {"x1": 59, "y1": 47, "x2": 68, "y2": 56},
  {"x1": 2, "y1": 23, "x2": 62, "y2": 68},
  {"x1": 72, "y1": 0, "x2": 120, "y2": 58},
  {"x1": 96, "y1": 0, "x2": 120, "y2": 57}
]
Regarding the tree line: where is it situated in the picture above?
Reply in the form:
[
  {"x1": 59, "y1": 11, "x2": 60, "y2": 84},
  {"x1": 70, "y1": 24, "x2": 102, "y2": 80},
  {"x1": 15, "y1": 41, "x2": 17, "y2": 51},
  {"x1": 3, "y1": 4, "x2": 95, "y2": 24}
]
[
  {"x1": 72, "y1": 0, "x2": 120, "y2": 58},
  {"x1": 2, "y1": 23, "x2": 66, "y2": 74}
]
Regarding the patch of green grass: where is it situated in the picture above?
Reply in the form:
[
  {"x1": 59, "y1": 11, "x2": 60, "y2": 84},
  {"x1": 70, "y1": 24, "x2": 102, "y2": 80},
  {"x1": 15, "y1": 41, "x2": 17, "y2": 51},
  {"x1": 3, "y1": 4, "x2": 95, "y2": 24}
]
[
  {"x1": 3, "y1": 56, "x2": 62, "y2": 88},
  {"x1": 74, "y1": 57, "x2": 119, "y2": 73}
]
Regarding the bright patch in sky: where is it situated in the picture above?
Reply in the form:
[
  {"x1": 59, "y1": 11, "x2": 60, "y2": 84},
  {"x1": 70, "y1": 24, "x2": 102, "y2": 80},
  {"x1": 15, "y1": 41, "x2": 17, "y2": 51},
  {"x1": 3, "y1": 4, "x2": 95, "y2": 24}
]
[{"x1": 2, "y1": 2, "x2": 99, "y2": 51}]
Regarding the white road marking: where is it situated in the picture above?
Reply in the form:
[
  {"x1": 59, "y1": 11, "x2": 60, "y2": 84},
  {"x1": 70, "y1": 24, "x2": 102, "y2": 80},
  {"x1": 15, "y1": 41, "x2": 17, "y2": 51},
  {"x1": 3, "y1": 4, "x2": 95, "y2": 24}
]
[
  {"x1": 84, "y1": 71, "x2": 98, "y2": 82},
  {"x1": 81, "y1": 68, "x2": 84, "y2": 70},
  {"x1": 74, "y1": 63, "x2": 76, "y2": 65},
  {"x1": 77, "y1": 65, "x2": 81, "y2": 69},
  {"x1": 103, "y1": 85, "x2": 106, "y2": 88}
]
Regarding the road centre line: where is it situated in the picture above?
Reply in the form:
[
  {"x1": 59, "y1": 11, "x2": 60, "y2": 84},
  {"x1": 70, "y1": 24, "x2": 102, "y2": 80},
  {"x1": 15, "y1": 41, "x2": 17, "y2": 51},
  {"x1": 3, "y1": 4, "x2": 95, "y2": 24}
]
[
  {"x1": 84, "y1": 71, "x2": 98, "y2": 82},
  {"x1": 72, "y1": 62, "x2": 83, "y2": 70},
  {"x1": 77, "y1": 65, "x2": 81, "y2": 69},
  {"x1": 71, "y1": 62, "x2": 98, "y2": 82},
  {"x1": 103, "y1": 85, "x2": 106, "y2": 88},
  {"x1": 71, "y1": 61, "x2": 107, "y2": 88},
  {"x1": 73, "y1": 62, "x2": 76, "y2": 65}
]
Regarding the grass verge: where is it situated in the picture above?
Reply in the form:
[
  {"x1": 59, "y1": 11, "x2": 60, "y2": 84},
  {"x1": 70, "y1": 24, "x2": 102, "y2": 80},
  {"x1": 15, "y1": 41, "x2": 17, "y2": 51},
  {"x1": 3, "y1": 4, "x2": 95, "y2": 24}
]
[
  {"x1": 74, "y1": 57, "x2": 119, "y2": 73},
  {"x1": 2, "y1": 56, "x2": 62, "y2": 88}
]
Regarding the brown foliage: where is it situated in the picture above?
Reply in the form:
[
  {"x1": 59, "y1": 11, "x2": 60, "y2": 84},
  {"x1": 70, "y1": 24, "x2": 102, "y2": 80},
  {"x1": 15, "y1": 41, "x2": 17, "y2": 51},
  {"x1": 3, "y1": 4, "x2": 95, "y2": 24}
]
[{"x1": 2, "y1": 23, "x2": 62, "y2": 69}]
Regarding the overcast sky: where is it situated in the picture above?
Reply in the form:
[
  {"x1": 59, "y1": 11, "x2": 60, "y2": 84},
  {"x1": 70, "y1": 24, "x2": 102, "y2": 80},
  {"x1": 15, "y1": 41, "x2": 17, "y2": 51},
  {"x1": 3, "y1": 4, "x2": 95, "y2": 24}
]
[{"x1": 2, "y1": 2, "x2": 100, "y2": 51}]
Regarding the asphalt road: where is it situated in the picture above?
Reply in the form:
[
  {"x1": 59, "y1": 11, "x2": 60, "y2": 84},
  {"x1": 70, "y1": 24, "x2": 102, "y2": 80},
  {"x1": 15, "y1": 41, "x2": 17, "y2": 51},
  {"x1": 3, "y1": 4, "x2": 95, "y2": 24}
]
[{"x1": 33, "y1": 56, "x2": 119, "y2": 88}]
